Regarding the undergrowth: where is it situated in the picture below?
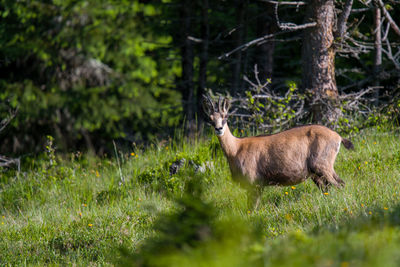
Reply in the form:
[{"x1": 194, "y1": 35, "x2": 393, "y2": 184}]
[{"x1": 1, "y1": 125, "x2": 400, "y2": 266}]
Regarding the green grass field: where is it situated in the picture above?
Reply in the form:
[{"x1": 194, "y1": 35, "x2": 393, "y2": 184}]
[{"x1": 1, "y1": 127, "x2": 400, "y2": 266}]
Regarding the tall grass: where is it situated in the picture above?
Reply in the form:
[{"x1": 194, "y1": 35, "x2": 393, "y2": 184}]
[{"x1": 1, "y1": 127, "x2": 400, "y2": 266}]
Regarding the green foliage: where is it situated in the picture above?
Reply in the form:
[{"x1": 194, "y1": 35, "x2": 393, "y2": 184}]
[
  {"x1": 0, "y1": 0, "x2": 181, "y2": 152},
  {"x1": 243, "y1": 81, "x2": 306, "y2": 132},
  {"x1": 119, "y1": 178, "x2": 263, "y2": 267},
  {"x1": 136, "y1": 143, "x2": 215, "y2": 194},
  {"x1": 120, "y1": 178, "x2": 216, "y2": 266}
]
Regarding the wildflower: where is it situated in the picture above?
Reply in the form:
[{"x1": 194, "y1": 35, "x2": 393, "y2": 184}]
[
  {"x1": 165, "y1": 146, "x2": 169, "y2": 150},
  {"x1": 2, "y1": 216, "x2": 4, "y2": 219},
  {"x1": 88, "y1": 224, "x2": 93, "y2": 227},
  {"x1": 83, "y1": 203, "x2": 87, "y2": 207},
  {"x1": 361, "y1": 203, "x2": 364, "y2": 207},
  {"x1": 384, "y1": 207, "x2": 389, "y2": 210},
  {"x1": 79, "y1": 212, "x2": 82, "y2": 217},
  {"x1": 1, "y1": 222, "x2": 3, "y2": 225},
  {"x1": 324, "y1": 192, "x2": 329, "y2": 195},
  {"x1": 285, "y1": 213, "x2": 292, "y2": 221},
  {"x1": 291, "y1": 186, "x2": 296, "y2": 190},
  {"x1": 369, "y1": 211, "x2": 372, "y2": 215},
  {"x1": 358, "y1": 166, "x2": 361, "y2": 170},
  {"x1": 285, "y1": 192, "x2": 289, "y2": 195},
  {"x1": 365, "y1": 161, "x2": 368, "y2": 165},
  {"x1": 341, "y1": 262, "x2": 349, "y2": 267},
  {"x1": 374, "y1": 142, "x2": 377, "y2": 145},
  {"x1": 95, "y1": 170, "x2": 100, "y2": 177},
  {"x1": 130, "y1": 152, "x2": 135, "y2": 156},
  {"x1": 135, "y1": 154, "x2": 138, "y2": 158},
  {"x1": 247, "y1": 210, "x2": 251, "y2": 214}
]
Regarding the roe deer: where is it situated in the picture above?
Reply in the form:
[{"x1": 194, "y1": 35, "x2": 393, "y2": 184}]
[{"x1": 202, "y1": 95, "x2": 354, "y2": 209}]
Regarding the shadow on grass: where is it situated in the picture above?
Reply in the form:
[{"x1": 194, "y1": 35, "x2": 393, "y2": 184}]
[{"x1": 115, "y1": 176, "x2": 400, "y2": 267}]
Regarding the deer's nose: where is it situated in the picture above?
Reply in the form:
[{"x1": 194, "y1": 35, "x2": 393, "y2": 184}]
[{"x1": 215, "y1": 127, "x2": 223, "y2": 131}]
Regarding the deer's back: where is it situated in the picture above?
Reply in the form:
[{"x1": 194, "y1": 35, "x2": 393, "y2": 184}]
[{"x1": 231, "y1": 125, "x2": 342, "y2": 185}]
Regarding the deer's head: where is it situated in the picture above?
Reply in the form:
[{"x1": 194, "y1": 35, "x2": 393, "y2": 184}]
[{"x1": 202, "y1": 94, "x2": 231, "y2": 136}]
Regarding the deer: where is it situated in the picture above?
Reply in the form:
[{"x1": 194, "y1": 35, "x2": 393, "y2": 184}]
[{"x1": 202, "y1": 94, "x2": 354, "y2": 209}]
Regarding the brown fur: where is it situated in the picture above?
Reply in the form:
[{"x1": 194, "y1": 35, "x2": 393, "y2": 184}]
[
  {"x1": 219, "y1": 124, "x2": 351, "y2": 190},
  {"x1": 202, "y1": 95, "x2": 354, "y2": 208}
]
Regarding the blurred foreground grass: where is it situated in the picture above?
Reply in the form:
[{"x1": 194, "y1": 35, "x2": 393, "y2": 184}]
[{"x1": 1, "y1": 127, "x2": 400, "y2": 266}]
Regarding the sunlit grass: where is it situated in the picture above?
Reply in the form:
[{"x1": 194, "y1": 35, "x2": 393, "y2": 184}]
[{"x1": 1, "y1": 127, "x2": 400, "y2": 265}]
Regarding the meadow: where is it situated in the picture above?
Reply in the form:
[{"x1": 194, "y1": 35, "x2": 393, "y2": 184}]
[{"x1": 1, "y1": 126, "x2": 400, "y2": 266}]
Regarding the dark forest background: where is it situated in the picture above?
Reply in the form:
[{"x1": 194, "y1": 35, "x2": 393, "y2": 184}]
[{"x1": 1, "y1": 0, "x2": 399, "y2": 155}]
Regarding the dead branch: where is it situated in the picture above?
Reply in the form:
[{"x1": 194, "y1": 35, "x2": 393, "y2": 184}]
[
  {"x1": 335, "y1": 0, "x2": 354, "y2": 39},
  {"x1": 259, "y1": 0, "x2": 306, "y2": 6},
  {"x1": 218, "y1": 22, "x2": 316, "y2": 59},
  {"x1": 0, "y1": 156, "x2": 20, "y2": 171},
  {"x1": 383, "y1": 38, "x2": 400, "y2": 70},
  {"x1": 0, "y1": 108, "x2": 21, "y2": 171},
  {"x1": 0, "y1": 108, "x2": 18, "y2": 133},
  {"x1": 218, "y1": 23, "x2": 315, "y2": 59},
  {"x1": 376, "y1": 0, "x2": 400, "y2": 37},
  {"x1": 351, "y1": 7, "x2": 372, "y2": 13},
  {"x1": 229, "y1": 65, "x2": 381, "y2": 132}
]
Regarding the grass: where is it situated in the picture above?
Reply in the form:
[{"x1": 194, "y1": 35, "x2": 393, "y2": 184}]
[{"x1": 1, "y1": 127, "x2": 400, "y2": 266}]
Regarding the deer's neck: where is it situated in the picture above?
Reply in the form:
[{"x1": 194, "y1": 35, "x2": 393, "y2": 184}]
[{"x1": 218, "y1": 124, "x2": 239, "y2": 158}]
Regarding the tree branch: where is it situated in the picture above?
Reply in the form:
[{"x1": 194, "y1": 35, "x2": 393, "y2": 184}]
[
  {"x1": 335, "y1": 0, "x2": 354, "y2": 39},
  {"x1": 259, "y1": 0, "x2": 306, "y2": 6},
  {"x1": 0, "y1": 156, "x2": 20, "y2": 171},
  {"x1": 0, "y1": 108, "x2": 18, "y2": 133},
  {"x1": 218, "y1": 22, "x2": 316, "y2": 59},
  {"x1": 376, "y1": 0, "x2": 400, "y2": 37}
]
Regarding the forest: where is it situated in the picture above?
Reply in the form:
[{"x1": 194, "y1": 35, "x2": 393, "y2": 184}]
[
  {"x1": 1, "y1": 0, "x2": 399, "y2": 155},
  {"x1": 1, "y1": 0, "x2": 400, "y2": 266}
]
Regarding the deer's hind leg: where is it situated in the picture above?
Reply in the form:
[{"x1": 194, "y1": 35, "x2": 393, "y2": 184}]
[
  {"x1": 333, "y1": 171, "x2": 345, "y2": 186},
  {"x1": 310, "y1": 174, "x2": 331, "y2": 192},
  {"x1": 309, "y1": 141, "x2": 344, "y2": 189},
  {"x1": 310, "y1": 167, "x2": 343, "y2": 189}
]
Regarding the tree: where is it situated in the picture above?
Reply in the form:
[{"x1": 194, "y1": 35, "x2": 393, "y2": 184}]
[
  {"x1": 197, "y1": 0, "x2": 210, "y2": 124},
  {"x1": 256, "y1": 2, "x2": 277, "y2": 83},
  {"x1": 231, "y1": 0, "x2": 248, "y2": 95},
  {"x1": 0, "y1": 0, "x2": 181, "y2": 153},
  {"x1": 178, "y1": 0, "x2": 196, "y2": 129},
  {"x1": 301, "y1": 0, "x2": 354, "y2": 124}
]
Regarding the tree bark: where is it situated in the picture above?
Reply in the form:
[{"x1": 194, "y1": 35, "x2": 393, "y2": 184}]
[
  {"x1": 197, "y1": 0, "x2": 209, "y2": 123},
  {"x1": 302, "y1": 0, "x2": 338, "y2": 124},
  {"x1": 180, "y1": 0, "x2": 195, "y2": 125},
  {"x1": 373, "y1": 0, "x2": 382, "y2": 105}
]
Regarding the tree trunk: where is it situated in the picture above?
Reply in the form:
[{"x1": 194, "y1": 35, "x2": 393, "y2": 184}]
[
  {"x1": 231, "y1": 0, "x2": 247, "y2": 95},
  {"x1": 373, "y1": 0, "x2": 382, "y2": 105},
  {"x1": 180, "y1": 0, "x2": 195, "y2": 126},
  {"x1": 302, "y1": 0, "x2": 339, "y2": 124},
  {"x1": 197, "y1": 0, "x2": 209, "y2": 124},
  {"x1": 256, "y1": 2, "x2": 276, "y2": 83}
]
